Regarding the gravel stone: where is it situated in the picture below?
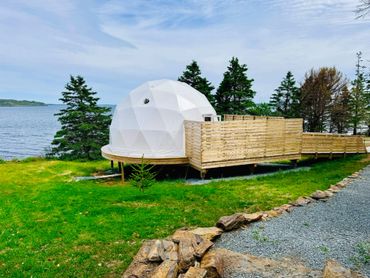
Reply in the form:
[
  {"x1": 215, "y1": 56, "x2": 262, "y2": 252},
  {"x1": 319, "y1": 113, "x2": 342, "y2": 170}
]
[{"x1": 215, "y1": 165, "x2": 370, "y2": 277}]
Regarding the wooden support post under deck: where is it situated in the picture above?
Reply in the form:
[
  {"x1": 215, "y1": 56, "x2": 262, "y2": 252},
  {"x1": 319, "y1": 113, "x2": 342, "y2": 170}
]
[
  {"x1": 200, "y1": 170, "x2": 207, "y2": 180},
  {"x1": 248, "y1": 164, "x2": 256, "y2": 174},
  {"x1": 120, "y1": 162, "x2": 125, "y2": 182},
  {"x1": 110, "y1": 160, "x2": 114, "y2": 169}
]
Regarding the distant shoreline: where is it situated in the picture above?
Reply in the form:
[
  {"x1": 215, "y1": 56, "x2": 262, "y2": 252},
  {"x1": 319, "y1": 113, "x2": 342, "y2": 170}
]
[{"x1": 0, "y1": 99, "x2": 47, "y2": 107}]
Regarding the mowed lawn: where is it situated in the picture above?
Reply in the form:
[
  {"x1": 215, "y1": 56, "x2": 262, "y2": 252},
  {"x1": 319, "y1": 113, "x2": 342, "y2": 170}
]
[{"x1": 0, "y1": 155, "x2": 369, "y2": 277}]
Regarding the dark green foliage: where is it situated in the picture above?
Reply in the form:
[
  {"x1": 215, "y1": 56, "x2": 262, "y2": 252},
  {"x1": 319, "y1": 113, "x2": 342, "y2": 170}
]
[
  {"x1": 215, "y1": 57, "x2": 256, "y2": 115},
  {"x1": 349, "y1": 52, "x2": 368, "y2": 135},
  {"x1": 366, "y1": 73, "x2": 370, "y2": 135},
  {"x1": 329, "y1": 86, "x2": 351, "y2": 133},
  {"x1": 130, "y1": 156, "x2": 156, "y2": 192},
  {"x1": 178, "y1": 60, "x2": 215, "y2": 105},
  {"x1": 248, "y1": 103, "x2": 274, "y2": 116},
  {"x1": 270, "y1": 71, "x2": 300, "y2": 118},
  {"x1": 50, "y1": 75, "x2": 111, "y2": 160}
]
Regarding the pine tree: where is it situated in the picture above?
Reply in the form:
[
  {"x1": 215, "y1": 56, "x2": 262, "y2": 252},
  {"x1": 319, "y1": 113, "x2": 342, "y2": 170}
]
[
  {"x1": 215, "y1": 57, "x2": 255, "y2": 115},
  {"x1": 50, "y1": 75, "x2": 111, "y2": 160},
  {"x1": 349, "y1": 52, "x2": 368, "y2": 135},
  {"x1": 178, "y1": 61, "x2": 215, "y2": 105},
  {"x1": 248, "y1": 103, "x2": 274, "y2": 116},
  {"x1": 270, "y1": 71, "x2": 300, "y2": 118},
  {"x1": 329, "y1": 86, "x2": 351, "y2": 133},
  {"x1": 366, "y1": 73, "x2": 370, "y2": 135}
]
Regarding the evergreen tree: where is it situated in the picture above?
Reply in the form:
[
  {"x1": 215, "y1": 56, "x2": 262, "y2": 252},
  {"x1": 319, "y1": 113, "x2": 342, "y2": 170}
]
[
  {"x1": 366, "y1": 72, "x2": 370, "y2": 135},
  {"x1": 248, "y1": 103, "x2": 274, "y2": 116},
  {"x1": 178, "y1": 61, "x2": 215, "y2": 104},
  {"x1": 50, "y1": 75, "x2": 111, "y2": 160},
  {"x1": 270, "y1": 71, "x2": 300, "y2": 118},
  {"x1": 329, "y1": 86, "x2": 351, "y2": 133},
  {"x1": 215, "y1": 57, "x2": 255, "y2": 115},
  {"x1": 349, "y1": 52, "x2": 368, "y2": 135}
]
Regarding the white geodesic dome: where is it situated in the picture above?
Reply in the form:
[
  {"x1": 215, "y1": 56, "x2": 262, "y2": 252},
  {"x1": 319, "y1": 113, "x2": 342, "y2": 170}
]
[{"x1": 102, "y1": 79, "x2": 217, "y2": 159}]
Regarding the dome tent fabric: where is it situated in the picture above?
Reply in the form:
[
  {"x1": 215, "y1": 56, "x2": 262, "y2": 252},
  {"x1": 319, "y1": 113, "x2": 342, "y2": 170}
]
[{"x1": 102, "y1": 79, "x2": 217, "y2": 159}]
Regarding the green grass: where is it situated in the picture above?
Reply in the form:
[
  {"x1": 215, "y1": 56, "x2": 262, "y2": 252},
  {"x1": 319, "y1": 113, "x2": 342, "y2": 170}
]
[{"x1": 0, "y1": 155, "x2": 368, "y2": 277}]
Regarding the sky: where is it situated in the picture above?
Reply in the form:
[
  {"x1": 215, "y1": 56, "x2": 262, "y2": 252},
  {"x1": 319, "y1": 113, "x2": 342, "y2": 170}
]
[{"x1": 0, "y1": 0, "x2": 369, "y2": 104}]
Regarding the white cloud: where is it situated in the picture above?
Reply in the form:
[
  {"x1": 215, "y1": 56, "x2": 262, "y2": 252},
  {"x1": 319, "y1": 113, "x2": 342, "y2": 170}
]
[{"x1": 0, "y1": 0, "x2": 369, "y2": 104}]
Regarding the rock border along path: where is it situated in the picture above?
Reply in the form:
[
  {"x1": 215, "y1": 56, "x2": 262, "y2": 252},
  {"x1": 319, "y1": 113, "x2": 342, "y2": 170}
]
[{"x1": 123, "y1": 166, "x2": 369, "y2": 278}]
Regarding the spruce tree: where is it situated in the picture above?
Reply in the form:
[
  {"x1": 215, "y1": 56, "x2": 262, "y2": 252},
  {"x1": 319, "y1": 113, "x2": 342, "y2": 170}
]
[
  {"x1": 270, "y1": 71, "x2": 300, "y2": 118},
  {"x1": 349, "y1": 52, "x2": 368, "y2": 135},
  {"x1": 329, "y1": 86, "x2": 351, "y2": 133},
  {"x1": 248, "y1": 103, "x2": 274, "y2": 116},
  {"x1": 50, "y1": 75, "x2": 111, "y2": 160},
  {"x1": 215, "y1": 57, "x2": 255, "y2": 115},
  {"x1": 366, "y1": 73, "x2": 370, "y2": 135},
  {"x1": 178, "y1": 61, "x2": 215, "y2": 104}
]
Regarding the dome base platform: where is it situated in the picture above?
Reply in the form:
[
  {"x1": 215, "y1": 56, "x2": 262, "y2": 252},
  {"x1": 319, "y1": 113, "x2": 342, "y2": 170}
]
[{"x1": 101, "y1": 147, "x2": 189, "y2": 165}]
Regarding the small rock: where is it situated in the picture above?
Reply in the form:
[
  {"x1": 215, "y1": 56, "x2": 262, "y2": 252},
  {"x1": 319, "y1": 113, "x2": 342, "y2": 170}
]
[
  {"x1": 148, "y1": 240, "x2": 165, "y2": 262},
  {"x1": 190, "y1": 227, "x2": 223, "y2": 242},
  {"x1": 243, "y1": 212, "x2": 263, "y2": 223},
  {"x1": 324, "y1": 190, "x2": 334, "y2": 197},
  {"x1": 328, "y1": 185, "x2": 341, "y2": 193},
  {"x1": 152, "y1": 260, "x2": 178, "y2": 278},
  {"x1": 265, "y1": 210, "x2": 282, "y2": 218},
  {"x1": 349, "y1": 172, "x2": 359, "y2": 179},
  {"x1": 311, "y1": 190, "x2": 331, "y2": 200},
  {"x1": 194, "y1": 239, "x2": 214, "y2": 258},
  {"x1": 183, "y1": 267, "x2": 207, "y2": 278},
  {"x1": 274, "y1": 204, "x2": 293, "y2": 213},
  {"x1": 291, "y1": 196, "x2": 312, "y2": 206},
  {"x1": 201, "y1": 249, "x2": 225, "y2": 278},
  {"x1": 216, "y1": 213, "x2": 246, "y2": 231},
  {"x1": 323, "y1": 259, "x2": 364, "y2": 278}
]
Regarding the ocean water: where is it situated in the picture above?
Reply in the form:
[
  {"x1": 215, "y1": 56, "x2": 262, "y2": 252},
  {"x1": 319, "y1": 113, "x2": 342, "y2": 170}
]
[{"x1": 0, "y1": 105, "x2": 62, "y2": 160}]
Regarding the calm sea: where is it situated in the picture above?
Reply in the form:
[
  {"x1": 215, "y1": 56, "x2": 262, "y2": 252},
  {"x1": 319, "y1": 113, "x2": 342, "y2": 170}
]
[
  {"x1": 0, "y1": 105, "x2": 62, "y2": 159},
  {"x1": 0, "y1": 105, "x2": 113, "y2": 160}
]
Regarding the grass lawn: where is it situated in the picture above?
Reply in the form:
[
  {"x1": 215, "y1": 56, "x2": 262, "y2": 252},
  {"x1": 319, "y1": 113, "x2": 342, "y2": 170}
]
[{"x1": 0, "y1": 155, "x2": 369, "y2": 277}]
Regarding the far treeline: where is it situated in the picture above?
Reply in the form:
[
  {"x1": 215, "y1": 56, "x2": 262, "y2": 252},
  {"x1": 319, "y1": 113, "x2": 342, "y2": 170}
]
[{"x1": 178, "y1": 53, "x2": 370, "y2": 136}]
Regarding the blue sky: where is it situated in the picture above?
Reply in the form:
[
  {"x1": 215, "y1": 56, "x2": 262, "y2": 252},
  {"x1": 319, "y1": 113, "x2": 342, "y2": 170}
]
[{"x1": 0, "y1": 0, "x2": 369, "y2": 104}]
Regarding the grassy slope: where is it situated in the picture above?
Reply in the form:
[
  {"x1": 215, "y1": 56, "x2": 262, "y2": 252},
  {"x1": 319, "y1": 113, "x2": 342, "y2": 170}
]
[{"x1": 0, "y1": 156, "x2": 368, "y2": 277}]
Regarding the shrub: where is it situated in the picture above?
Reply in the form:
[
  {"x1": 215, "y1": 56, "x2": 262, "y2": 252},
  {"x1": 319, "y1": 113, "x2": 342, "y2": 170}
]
[{"x1": 130, "y1": 156, "x2": 156, "y2": 192}]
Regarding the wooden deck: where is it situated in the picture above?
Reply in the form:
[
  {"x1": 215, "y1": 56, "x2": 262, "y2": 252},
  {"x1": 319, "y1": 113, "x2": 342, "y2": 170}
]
[{"x1": 103, "y1": 115, "x2": 367, "y2": 178}]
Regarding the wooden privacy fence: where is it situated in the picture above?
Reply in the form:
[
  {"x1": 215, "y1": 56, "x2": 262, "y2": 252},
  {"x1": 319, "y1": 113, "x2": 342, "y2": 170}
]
[
  {"x1": 185, "y1": 117, "x2": 303, "y2": 170},
  {"x1": 185, "y1": 116, "x2": 367, "y2": 171},
  {"x1": 302, "y1": 133, "x2": 367, "y2": 154}
]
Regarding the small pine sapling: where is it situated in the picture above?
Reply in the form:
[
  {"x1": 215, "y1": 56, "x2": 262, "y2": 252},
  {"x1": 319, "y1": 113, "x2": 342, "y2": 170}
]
[{"x1": 130, "y1": 156, "x2": 156, "y2": 192}]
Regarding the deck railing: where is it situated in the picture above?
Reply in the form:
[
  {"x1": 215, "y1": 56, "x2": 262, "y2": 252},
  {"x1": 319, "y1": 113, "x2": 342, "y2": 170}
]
[{"x1": 185, "y1": 115, "x2": 367, "y2": 171}]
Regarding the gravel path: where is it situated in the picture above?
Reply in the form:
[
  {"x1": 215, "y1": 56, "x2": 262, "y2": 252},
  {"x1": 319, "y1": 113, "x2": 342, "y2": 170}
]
[{"x1": 216, "y1": 165, "x2": 370, "y2": 277}]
